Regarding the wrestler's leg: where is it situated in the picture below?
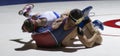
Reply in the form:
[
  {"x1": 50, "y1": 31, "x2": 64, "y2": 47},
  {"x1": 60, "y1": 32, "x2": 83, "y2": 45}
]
[{"x1": 62, "y1": 28, "x2": 77, "y2": 46}]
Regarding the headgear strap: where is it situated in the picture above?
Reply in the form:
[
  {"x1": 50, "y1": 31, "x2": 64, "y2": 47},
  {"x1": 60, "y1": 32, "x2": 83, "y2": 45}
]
[{"x1": 69, "y1": 14, "x2": 84, "y2": 25}]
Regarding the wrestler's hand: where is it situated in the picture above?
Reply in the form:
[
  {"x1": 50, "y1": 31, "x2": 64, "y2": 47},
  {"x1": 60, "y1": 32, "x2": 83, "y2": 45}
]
[
  {"x1": 52, "y1": 18, "x2": 63, "y2": 29},
  {"x1": 61, "y1": 14, "x2": 68, "y2": 19}
]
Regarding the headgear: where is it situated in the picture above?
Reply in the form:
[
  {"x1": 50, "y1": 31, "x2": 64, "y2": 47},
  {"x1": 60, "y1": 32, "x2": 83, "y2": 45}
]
[{"x1": 69, "y1": 9, "x2": 84, "y2": 24}]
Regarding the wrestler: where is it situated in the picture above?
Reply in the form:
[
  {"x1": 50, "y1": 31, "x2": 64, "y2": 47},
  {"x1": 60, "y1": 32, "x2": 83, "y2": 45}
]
[
  {"x1": 31, "y1": 8, "x2": 102, "y2": 48},
  {"x1": 62, "y1": 9, "x2": 102, "y2": 47},
  {"x1": 20, "y1": 4, "x2": 67, "y2": 33}
]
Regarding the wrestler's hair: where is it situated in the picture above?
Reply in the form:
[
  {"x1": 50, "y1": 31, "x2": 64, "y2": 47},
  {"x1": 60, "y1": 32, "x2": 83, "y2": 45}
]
[
  {"x1": 22, "y1": 19, "x2": 35, "y2": 32},
  {"x1": 69, "y1": 9, "x2": 83, "y2": 21}
]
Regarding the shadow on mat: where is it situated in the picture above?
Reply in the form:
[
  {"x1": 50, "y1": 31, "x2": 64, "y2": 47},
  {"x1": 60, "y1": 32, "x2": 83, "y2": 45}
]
[{"x1": 10, "y1": 39, "x2": 91, "y2": 52}]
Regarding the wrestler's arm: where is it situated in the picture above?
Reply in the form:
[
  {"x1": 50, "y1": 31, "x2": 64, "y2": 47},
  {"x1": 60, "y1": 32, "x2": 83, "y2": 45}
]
[
  {"x1": 77, "y1": 18, "x2": 100, "y2": 48},
  {"x1": 52, "y1": 13, "x2": 69, "y2": 29},
  {"x1": 85, "y1": 22, "x2": 102, "y2": 44},
  {"x1": 77, "y1": 27, "x2": 98, "y2": 48}
]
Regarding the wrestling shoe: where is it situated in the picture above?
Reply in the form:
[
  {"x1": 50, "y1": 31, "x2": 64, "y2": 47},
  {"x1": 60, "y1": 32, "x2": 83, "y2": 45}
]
[
  {"x1": 92, "y1": 20, "x2": 104, "y2": 30},
  {"x1": 18, "y1": 4, "x2": 34, "y2": 15}
]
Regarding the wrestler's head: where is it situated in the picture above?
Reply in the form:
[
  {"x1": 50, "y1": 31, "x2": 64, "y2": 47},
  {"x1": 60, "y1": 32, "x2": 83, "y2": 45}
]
[
  {"x1": 69, "y1": 9, "x2": 84, "y2": 24},
  {"x1": 22, "y1": 19, "x2": 37, "y2": 33}
]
